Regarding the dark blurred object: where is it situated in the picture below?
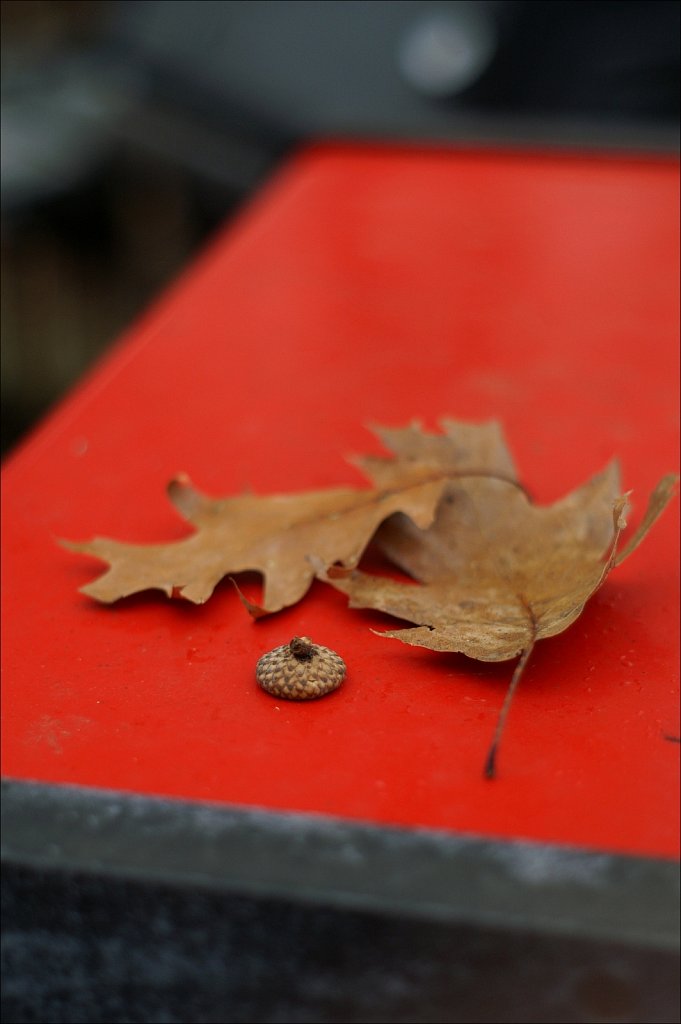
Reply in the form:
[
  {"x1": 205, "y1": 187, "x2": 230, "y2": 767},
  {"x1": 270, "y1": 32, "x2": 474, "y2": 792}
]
[
  {"x1": 112, "y1": 0, "x2": 680, "y2": 142},
  {"x1": 2, "y1": 0, "x2": 679, "y2": 455}
]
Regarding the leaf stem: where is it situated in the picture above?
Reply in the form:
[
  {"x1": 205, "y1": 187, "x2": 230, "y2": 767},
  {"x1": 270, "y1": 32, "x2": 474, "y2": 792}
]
[{"x1": 484, "y1": 638, "x2": 535, "y2": 780}]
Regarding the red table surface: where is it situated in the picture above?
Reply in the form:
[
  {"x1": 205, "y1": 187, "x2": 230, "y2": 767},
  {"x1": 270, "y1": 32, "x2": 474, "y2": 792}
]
[{"x1": 2, "y1": 144, "x2": 679, "y2": 860}]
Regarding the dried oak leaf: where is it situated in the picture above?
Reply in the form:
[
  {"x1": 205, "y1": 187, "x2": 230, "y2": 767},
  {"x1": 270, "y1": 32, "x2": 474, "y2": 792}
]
[
  {"x1": 61, "y1": 419, "x2": 517, "y2": 615},
  {"x1": 327, "y1": 466, "x2": 677, "y2": 658},
  {"x1": 62, "y1": 475, "x2": 448, "y2": 614},
  {"x1": 324, "y1": 466, "x2": 678, "y2": 774},
  {"x1": 352, "y1": 417, "x2": 518, "y2": 489}
]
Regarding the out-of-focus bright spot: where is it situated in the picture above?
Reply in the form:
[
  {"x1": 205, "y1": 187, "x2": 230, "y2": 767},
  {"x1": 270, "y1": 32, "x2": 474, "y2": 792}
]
[{"x1": 398, "y1": 8, "x2": 496, "y2": 98}]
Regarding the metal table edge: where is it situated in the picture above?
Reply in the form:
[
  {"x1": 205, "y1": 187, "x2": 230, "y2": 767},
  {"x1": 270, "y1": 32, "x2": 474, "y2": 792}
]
[{"x1": 2, "y1": 778, "x2": 678, "y2": 954}]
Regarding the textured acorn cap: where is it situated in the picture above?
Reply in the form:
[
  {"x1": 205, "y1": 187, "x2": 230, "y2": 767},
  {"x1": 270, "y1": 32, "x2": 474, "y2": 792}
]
[{"x1": 256, "y1": 636, "x2": 346, "y2": 700}]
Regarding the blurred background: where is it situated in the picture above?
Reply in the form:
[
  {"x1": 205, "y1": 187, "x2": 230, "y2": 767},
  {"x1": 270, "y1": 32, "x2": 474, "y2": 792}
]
[{"x1": 2, "y1": 0, "x2": 679, "y2": 456}]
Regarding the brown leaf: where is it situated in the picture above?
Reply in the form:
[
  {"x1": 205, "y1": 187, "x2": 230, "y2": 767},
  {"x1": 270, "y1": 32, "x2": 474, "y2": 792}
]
[
  {"x1": 61, "y1": 474, "x2": 450, "y2": 613},
  {"x1": 353, "y1": 417, "x2": 518, "y2": 489},
  {"x1": 324, "y1": 467, "x2": 678, "y2": 776},
  {"x1": 61, "y1": 419, "x2": 518, "y2": 614},
  {"x1": 326, "y1": 467, "x2": 678, "y2": 660}
]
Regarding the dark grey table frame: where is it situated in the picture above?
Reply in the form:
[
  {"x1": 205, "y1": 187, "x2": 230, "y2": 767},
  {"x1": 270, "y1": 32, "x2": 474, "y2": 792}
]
[{"x1": 2, "y1": 779, "x2": 679, "y2": 1023}]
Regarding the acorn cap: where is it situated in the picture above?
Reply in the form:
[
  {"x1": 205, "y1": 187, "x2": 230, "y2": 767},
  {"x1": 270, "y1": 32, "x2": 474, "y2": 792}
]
[{"x1": 256, "y1": 636, "x2": 346, "y2": 700}]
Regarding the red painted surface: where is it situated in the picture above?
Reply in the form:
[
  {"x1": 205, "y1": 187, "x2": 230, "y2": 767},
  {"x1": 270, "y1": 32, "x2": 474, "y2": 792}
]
[{"x1": 2, "y1": 145, "x2": 679, "y2": 859}]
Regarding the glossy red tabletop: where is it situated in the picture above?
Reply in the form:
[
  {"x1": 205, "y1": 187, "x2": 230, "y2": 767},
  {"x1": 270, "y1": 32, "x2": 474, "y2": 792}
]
[{"x1": 2, "y1": 144, "x2": 679, "y2": 859}]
